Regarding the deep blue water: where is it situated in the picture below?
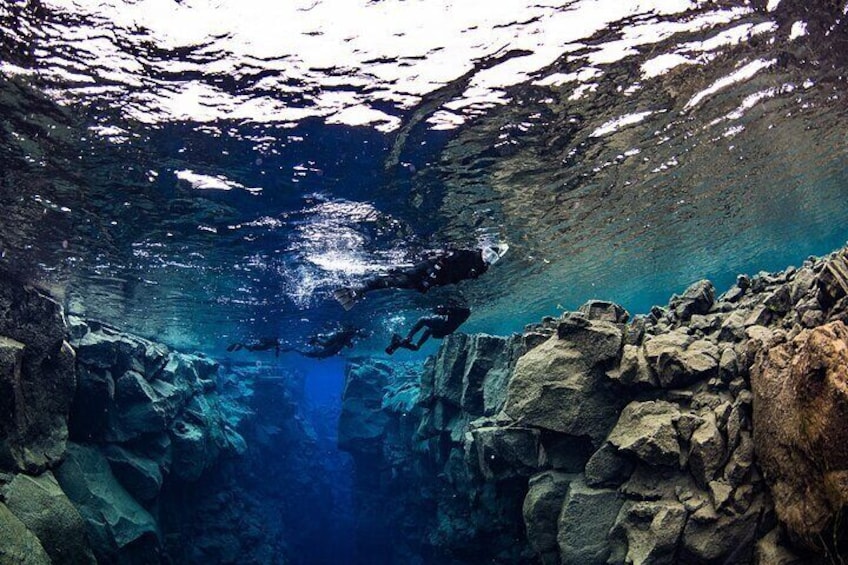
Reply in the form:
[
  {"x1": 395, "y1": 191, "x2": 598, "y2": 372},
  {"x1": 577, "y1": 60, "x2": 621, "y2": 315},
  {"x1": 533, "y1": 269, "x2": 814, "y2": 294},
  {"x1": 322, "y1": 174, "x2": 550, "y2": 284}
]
[{"x1": 2, "y1": 0, "x2": 848, "y2": 562}]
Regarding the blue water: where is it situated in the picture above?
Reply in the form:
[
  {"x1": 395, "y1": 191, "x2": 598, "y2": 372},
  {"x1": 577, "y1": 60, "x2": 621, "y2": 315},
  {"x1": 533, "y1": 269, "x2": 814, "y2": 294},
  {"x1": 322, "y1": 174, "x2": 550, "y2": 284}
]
[{"x1": 2, "y1": 0, "x2": 848, "y2": 562}]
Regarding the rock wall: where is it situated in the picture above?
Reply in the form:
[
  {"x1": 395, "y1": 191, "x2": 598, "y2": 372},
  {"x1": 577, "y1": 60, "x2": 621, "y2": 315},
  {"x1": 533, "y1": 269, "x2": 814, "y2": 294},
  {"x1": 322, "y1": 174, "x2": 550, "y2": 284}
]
[
  {"x1": 340, "y1": 247, "x2": 848, "y2": 564},
  {"x1": 0, "y1": 272, "x2": 254, "y2": 563}
]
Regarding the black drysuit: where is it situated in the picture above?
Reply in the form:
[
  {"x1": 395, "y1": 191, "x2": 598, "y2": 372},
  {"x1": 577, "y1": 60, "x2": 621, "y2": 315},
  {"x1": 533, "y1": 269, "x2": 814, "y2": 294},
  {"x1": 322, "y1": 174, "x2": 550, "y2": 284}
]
[{"x1": 359, "y1": 249, "x2": 488, "y2": 294}]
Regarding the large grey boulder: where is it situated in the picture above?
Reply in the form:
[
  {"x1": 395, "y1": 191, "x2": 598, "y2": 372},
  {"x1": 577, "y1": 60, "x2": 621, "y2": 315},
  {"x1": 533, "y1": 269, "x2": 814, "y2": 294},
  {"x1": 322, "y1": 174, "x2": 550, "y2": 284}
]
[
  {"x1": 0, "y1": 501, "x2": 51, "y2": 564},
  {"x1": 607, "y1": 401, "x2": 682, "y2": 467},
  {"x1": 429, "y1": 334, "x2": 469, "y2": 407},
  {"x1": 670, "y1": 280, "x2": 715, "y2": 321},
  {"x1": 106, "y1": 370, "x2": 169, "y2": 442},
  {"x1": 688, "y1": 412, "x2": 727, "y2": 488},
  {"x1": 523, "y1": 471, "x2": 574, "y2": 565},
  {"x1": 504, "y1": 332, "x2": 623, "y2": 445},
  {"x1": 607, "y1": 344, "x2": 658, "y2": 388},
  {"x1": 0, "y1": 277, "x2": 76, "y2": 473},
  {"x1": 71, "y1": 319, "x2": 170, "y2": 379},
  {"x1": 578, "y1": 300, "x2": 630, "y2": 324},
  {"x1": 585, "y1": 442, "x2": 635, "y2": 488},
  {"x1": 0, "y1": 334, "x2": 75, "y2": 473},
  {"x1": 461, "y1": 334, "x2": 523, "y2": 416},
  {"x1": 610, "y1": 500, "x2": 688, "y2": 565},
  {"x1": 54, "y1": 443, "x2": 158, "y2": 561},
  {"x1": 680, "y1": 493, "x2": 765, "y2": 563},
  {"x1": 103, "y1": 445, "x2": 163, "y2": 502},
  {"x1": 159, "y1": 351, "x2": 217, "y2": 390},
  {"x1": 170, "y1": 393, "x2": 233, "y2": 482},
  {"x1": 643, "y1": 331, "x2": 719, "y2": 388},
  {"x1": 557, "y1": 477, "x2": 622, "y2": 565},
  {"x1": 3, "y1": 471, "x2": 96, "y2": 564},
  {"x1": 467, "y1": 424, "x2": 545, "y2": 481},
  {"x1": 556, "y1": 315, "x2": 623, "y2": 365}
]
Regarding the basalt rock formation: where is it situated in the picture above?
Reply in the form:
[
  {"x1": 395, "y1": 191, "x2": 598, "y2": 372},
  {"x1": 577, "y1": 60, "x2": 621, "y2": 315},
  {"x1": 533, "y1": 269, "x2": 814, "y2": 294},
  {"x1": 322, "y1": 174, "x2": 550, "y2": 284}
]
[
  {"x1": 340, "y1": 247, "x2": 848, "y2": 564},
  {"x1": 0, "y1": 272, "x2": 250, "y2": 563}
]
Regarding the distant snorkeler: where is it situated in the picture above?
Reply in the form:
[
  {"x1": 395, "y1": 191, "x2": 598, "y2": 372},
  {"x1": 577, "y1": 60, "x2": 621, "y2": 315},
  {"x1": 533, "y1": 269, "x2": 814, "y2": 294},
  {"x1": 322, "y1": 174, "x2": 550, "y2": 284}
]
[
  {"x1": 227, "y1": 337, "x2": 281, "y2": 357},
  {"x1": 281, "y1": 324, "x2": 368, "y2": 359},
  {"x1": 385, "y1": 299, "x2": 471, "y2": 355},
  {"x1": 332, "y1": 243, "x2": 508, "y2": 311}
]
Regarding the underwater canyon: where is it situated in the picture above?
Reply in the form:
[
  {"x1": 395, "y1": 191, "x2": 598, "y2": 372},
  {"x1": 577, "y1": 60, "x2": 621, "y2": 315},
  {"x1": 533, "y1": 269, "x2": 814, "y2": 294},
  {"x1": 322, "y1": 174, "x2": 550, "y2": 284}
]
[{"x1": 2, "y1": 0, "x2": 848, "y2": 563}]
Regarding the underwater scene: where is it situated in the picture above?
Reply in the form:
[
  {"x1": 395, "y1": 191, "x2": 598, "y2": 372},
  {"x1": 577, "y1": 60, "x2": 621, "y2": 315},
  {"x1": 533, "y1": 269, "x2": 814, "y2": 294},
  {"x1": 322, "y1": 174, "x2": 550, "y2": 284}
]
[{"x1": 2, "y1": 0, "x2": 848, "y2": 563}]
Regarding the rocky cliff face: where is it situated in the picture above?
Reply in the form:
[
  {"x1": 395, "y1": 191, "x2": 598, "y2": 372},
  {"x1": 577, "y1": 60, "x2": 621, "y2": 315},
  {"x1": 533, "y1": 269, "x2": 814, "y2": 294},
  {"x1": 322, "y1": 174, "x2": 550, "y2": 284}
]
[
  {"x1": 340, "y1": 247, "x2": 848, "y2": 564},
  {"x1": 0, "y1": 272, "x2": 279, "y2": 563}
]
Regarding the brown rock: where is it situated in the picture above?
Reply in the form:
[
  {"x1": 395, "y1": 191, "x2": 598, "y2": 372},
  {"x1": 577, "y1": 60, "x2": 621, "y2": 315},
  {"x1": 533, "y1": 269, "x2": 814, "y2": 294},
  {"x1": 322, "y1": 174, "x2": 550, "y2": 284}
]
[{"x1": 751, "y1": 321, "x2": 848, "y2": 549}]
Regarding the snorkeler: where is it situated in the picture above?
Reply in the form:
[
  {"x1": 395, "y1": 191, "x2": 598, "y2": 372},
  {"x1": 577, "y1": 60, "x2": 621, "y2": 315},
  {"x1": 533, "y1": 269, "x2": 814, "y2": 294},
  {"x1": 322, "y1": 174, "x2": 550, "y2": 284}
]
[
  {"x1": 385, "y1": 301, "x2": 471, "y2": 354},
  {"x1": 332, "y1": 243, "x2": 508, "y2": 311},
  {"x1": 283, "y1": 324, "x2": 368, "y2": 359},
  {"x1": 227, "y1": 337, "x2": 281, "y2": 357}
]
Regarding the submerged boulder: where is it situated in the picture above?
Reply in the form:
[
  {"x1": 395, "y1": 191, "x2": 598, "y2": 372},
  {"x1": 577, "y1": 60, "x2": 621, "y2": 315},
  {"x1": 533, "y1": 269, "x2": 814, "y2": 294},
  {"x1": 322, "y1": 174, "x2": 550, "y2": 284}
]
[
  {"x1": 607, "y1": 401, "x2": 681, "y2": 468},
  {"x1": 54, "y1": 443, "x2": 158, "y2": 561},
  {"x1": 0, "y1": 501, "x2": 51, "y2": 565},
  {"x1": 610, "y1": 500, "x2": 688, "y2": 565},
  {"x1": 103, "y1": 445, "x2": 163, "y2": 502},
  {"x1": 0, "y1": 334, "x2": 75, "y2": 473},
  {"x1": 462, "y1": 334, "x2": 524, "y2": 416},
  {"x1": 503, "y1": 329, "x2": 623, "y2": 445},
  {"x1": 557, "y1": 477, "x2": 622, "y2": 565},
  {"x1": 669, "y1": 279, "x2": 715, "y2": 321},
  {"x1": 643, "y1": 331, "x2": 719, "y2": 388},
  {"x1": 2, "y1": 471, "x2": 96, "y2": 564},
  {"x1": 523, "y1": 471, "x2": 574, "y2": 565},
  {"x1": 467, "y1": 424, "x2": 545, "y2": 481},
  {"x1": 0, "y1": 277, "x2": 76, "y2": 473},
  {"x1": 751, "y1": 321, "x2": 848, "y2": 550}
]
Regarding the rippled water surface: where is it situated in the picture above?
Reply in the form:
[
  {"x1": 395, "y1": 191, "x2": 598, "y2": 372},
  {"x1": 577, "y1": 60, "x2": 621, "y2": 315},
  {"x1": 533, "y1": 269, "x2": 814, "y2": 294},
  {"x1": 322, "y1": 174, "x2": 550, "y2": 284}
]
[{"x1": 2, "y1": 0, "x2": 847, "y2": 352}]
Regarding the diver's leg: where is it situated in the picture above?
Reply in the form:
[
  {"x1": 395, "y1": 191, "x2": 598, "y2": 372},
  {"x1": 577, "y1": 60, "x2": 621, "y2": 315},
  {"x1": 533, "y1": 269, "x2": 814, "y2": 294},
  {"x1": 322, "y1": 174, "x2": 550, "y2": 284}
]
[
  {"x1": 387, "y1": 318, "x2": 425, "y2": 355},
  {"x1": 403, "y1": 329, "x2": 431, "y2": 351},
  {"x1": 404, "y1": 317, "x2": 430, "y2": 343},
  {"x1": 360, "y1": 271, "x2": 415, "y2": 293},
  {"x1": 335, "y1": 269, "x2": 419, "y2": 310}
]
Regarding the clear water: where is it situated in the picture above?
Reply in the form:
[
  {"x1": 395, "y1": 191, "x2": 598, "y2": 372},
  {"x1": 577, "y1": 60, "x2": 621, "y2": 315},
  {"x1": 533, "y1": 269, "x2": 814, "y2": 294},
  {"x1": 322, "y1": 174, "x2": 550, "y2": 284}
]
[
  {"x1": 2, "y1": 0, "x2": 848, "y2": 561},
  {"x1": 3, "y1": 0, "x2": 848, "y2": 351}
]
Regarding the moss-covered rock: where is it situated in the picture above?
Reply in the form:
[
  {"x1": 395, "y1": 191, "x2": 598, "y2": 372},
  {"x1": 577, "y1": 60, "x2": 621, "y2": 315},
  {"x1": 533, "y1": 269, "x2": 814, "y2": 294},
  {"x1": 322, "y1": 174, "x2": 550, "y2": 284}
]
[
  {"x1": 3, "y1": 471, "x2": 96, "y2": 564},
  {"x1": 0, "y1": 501, "x2": 51, "y2": 565}
]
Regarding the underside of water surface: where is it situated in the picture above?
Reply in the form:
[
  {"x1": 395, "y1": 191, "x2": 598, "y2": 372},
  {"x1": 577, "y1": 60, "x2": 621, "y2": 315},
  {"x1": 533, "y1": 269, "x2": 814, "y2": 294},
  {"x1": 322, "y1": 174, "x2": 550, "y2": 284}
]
[{"x1": 1, "y1": 0, "x2": 848, "y2": 564}]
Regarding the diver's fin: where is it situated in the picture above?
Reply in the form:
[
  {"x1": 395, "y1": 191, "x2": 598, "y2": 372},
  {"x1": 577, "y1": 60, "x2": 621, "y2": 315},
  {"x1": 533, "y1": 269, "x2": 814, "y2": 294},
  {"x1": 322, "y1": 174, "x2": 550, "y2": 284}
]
[
  {"x1": 385, "y1": 334, "x2": 403, "y2": 355},
  {"x1": 333, "y1": 287, "x2": 361, "y2": 311},
  {"x1": 227, "y1": 343, "x2": 237, "y2": 352}
]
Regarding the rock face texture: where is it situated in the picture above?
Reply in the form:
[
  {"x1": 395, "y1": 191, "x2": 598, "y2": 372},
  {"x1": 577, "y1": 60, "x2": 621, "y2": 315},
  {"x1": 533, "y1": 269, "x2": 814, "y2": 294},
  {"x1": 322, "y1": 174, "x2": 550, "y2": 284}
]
[
  {"x1": 0, "y1": 272, "x2": 250, "y2": 563},
  {"x1": 339, "y1": 248, "x2": 848, "y2": 563},
  {"x1": 0, "y1": 277, "x2": 75, "y2": 473},
  {"x1": 752, "y1": 321, "x2": 848, "y2": 551}
]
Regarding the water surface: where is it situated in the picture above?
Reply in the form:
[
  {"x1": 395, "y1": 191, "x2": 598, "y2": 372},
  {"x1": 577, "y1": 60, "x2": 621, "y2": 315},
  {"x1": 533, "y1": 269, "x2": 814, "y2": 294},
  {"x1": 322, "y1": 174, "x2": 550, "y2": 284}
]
[{"x1": 1, "y1": 0, "x2": 847, "y2": 352}]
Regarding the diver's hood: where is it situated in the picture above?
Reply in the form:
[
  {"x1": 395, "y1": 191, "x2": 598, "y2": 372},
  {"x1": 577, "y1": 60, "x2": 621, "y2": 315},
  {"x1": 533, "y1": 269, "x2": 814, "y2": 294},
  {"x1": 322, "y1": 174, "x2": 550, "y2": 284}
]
[{"x1": 481, "y1": 243, "x2": 509, "y2": 266}]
